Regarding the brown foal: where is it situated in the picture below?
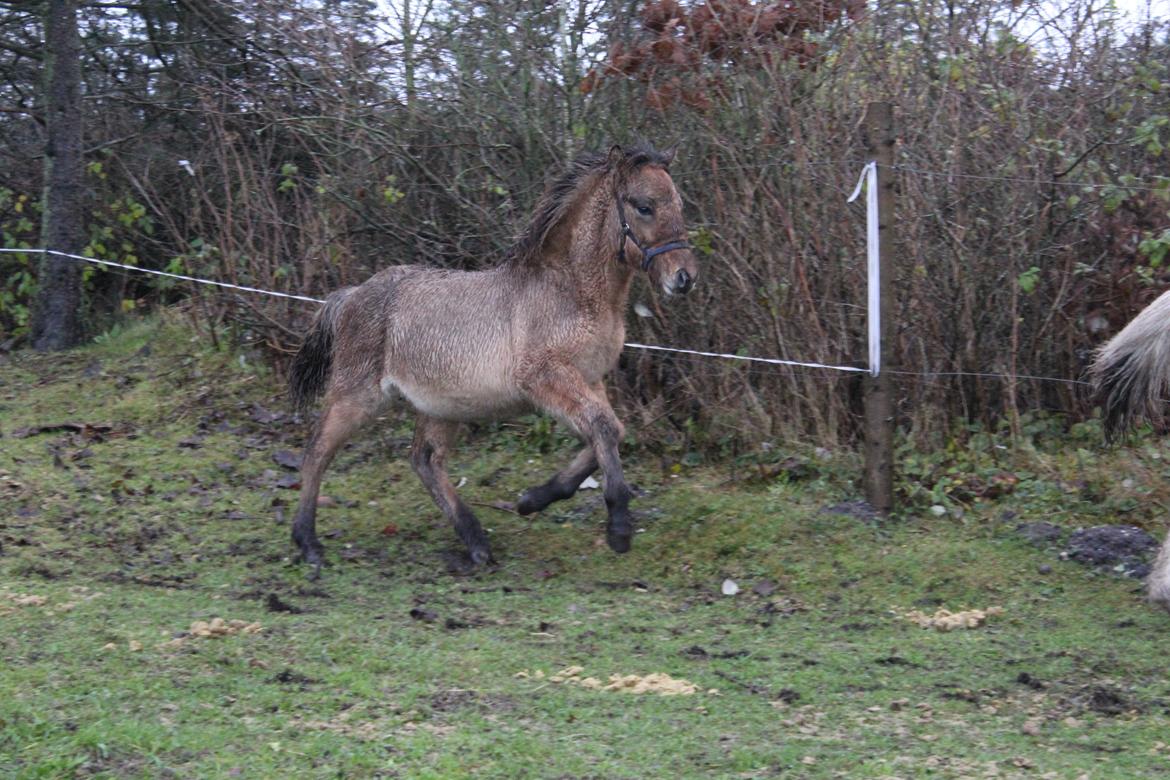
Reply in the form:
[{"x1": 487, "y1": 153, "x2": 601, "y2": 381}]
[{"x1": 288, "y1": 144, "x2": 699, "y2": 575}]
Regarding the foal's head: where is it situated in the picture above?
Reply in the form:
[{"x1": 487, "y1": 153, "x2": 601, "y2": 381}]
[{"x1": 610, "y1": 145, "x2": 699, "y2": 297}]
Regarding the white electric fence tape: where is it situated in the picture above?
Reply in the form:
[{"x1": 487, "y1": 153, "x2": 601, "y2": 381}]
[{"x1": 847, "y1": 160, "x2": 880, "y2": 377}]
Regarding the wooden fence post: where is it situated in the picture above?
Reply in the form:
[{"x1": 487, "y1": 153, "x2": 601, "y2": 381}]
[{"x1": 863, "y1": 101, "x2": 896, "y2": 514}]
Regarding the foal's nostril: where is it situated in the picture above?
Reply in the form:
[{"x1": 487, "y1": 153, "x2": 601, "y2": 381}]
[{"x1": 675, "y1": 269, "x2": 693, "y2": 293}]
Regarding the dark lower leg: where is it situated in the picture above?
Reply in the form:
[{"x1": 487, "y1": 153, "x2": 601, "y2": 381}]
[
  {"x1": 517, "y1": 446, "x2": 598, "y2": 515},
  {"x1": 292, "y1": 434, "x2": 331, "y2": 570},
  {"x1": 451, "y1": 501, "x2": 493, "y2": 566},
  {"x1": 573, "y1": 411, "x2": 632, "y2": 553},
  {"x1": 292, "y1": 398, "x2": 372, "y2": 573},
  {"x1": 595, "y1": 435, "x2": 633, "y2": 553},
  {"x1": 291, "y1": 476, "x2": 325, "y2": 568},
  {"x1": 519, "y1": 369, "x2": 633, "y2": 553}
]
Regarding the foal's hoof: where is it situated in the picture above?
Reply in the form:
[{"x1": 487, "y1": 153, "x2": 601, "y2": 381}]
[
  {"x1": 297, "y1": 544, "x2": 325, "y2": 577},
  {"x1": 470, "y1": 545, "x2": 494, "y2": 567},
  {"x1": 606, "y1": 526, "x2": 632, "y2": 554},
  {"x1": 516, "y1": 489, "x2": 545, "y2": 516}
]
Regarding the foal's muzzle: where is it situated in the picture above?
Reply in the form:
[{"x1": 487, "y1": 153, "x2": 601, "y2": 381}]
[{"x1": 673, "y1": 268, "x2": 694, "y2": 294}]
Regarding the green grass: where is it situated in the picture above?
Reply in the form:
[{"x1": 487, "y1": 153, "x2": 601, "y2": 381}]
[{"x1": 2, "y1": 315, "x2": 1169, "y2": 779}]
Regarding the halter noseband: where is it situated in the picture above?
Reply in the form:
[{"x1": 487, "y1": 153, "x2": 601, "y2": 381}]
[{"x1": 615, "y1": 189, "x2": 691, "y2": 272}]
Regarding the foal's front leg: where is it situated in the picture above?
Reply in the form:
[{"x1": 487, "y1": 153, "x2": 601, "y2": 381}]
[
  {"x1": 520, "y1": 367, "x2": 633, "y2": 553},
  {"x1": 517, "y1": 381, "x2": 607, "y2": 515},
  {"x1": 516, "y1": 444, "x2": 598, "y2": 515},
  {"x1": 410, "y1": 414, "x2": 493, "y2": 566}
]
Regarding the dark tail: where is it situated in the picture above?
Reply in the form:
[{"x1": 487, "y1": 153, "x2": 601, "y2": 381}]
[{"x1": 290, "y1": 288, "x2": 353, "y2": 411}]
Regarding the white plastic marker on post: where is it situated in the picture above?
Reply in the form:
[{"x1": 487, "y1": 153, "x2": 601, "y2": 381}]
[{"x1": 847, "y1": 160, "x2": 880, "y2": 377}]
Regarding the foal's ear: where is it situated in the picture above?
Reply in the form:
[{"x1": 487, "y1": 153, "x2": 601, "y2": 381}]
[
  {"x1": 607, "y1": 144, "x2": 625, "y2": 168},
  {"x1": 660, "y1": 145, "x2": 678, "y2": 167}
]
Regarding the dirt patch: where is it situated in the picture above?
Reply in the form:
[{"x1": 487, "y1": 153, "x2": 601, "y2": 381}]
[
  {"x1": 73, "y1": 748, "x2": 157, "y2": 780},
  {"x1": 270, "y1": 668, "x2": 319, "y2": 687},
  {"x1": 101, "y1": 570, "x2": 196, "y2": 590},
  {"x1": 430, "y1": 689, "x2": 482, "y2": 712},
  {"x1": 428, "y1": 688, "x2": 512, "y2": 713},
  {"x1": 874, "y1": 655, "x2": 922, "y2": 668},
  {"x1": 264, "y1": 593, "x2": 304, "y2": 614},
  {"x1": 289, "y1": 707, "x2": 452, "y2": 742},
  {"x1": 1016, "y1": 521, "x2": 1065, "y2": 546},
  {"x1": 1064, "y1": 525, "x2": 1157, "y2": 578},
  {"x1": 819, "y1": 501, "x2": 879, "y2": 523},
  {"x1": 682, "y1": 645, "x2": 750, "y2": 660},
  {"x1": 1054, "y1": 684, "x2": 1143, "y2": 717},
  {"x1": 1084, "y1": 686, "x2": 1132, "y2": 715}
]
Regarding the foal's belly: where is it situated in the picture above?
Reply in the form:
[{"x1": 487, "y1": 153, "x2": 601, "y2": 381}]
[
  {"x1": 407, "y1": 389, "x2": 531, "y2": 422},
  {"x1": 380, "y1": 303, "x2": 528, "y2": 421},
  {"x1": 383, "y1": 374, "x2": 529, "y2": 423}
]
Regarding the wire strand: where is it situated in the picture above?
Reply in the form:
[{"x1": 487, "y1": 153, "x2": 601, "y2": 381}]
[
  {"x1": 1, "y1": 248, "x2": 324, "y2": 304},
  {"x1": 2, "y1": 247, "x2": 1093, "y2": 390},
  {"x1": 893, "y1": 164, "x2": 1169, "y2": 193}
]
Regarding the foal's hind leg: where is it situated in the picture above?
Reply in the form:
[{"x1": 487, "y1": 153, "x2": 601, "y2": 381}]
[
  {"x1": 292, "y1": 393, "x2": 378, "y2": 574},
  {"x1": 410, "y1": 414, "x2": 493, "y2": 566}
]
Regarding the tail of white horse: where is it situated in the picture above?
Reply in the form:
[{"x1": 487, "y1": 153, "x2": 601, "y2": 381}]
[{"x1": 1090, "y1": 289, "x2": 1170, "y2": 611}]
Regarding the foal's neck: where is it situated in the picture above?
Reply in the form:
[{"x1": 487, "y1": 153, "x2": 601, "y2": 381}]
[{"x1": 557, "y1": 176, "x2": 635, "y2": 312}]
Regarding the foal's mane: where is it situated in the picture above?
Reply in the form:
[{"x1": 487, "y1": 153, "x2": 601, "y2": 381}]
[{"x1": 505, "y1": 143, "x2": 673, "y2": 268}]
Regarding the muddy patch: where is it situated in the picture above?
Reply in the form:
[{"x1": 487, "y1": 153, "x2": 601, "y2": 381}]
[
  {"x1": 270, "y1": 668, "x2": 319, "y2": 688},
  {"x1": 1064, "y1": 525, "x2": 1157, "y2": 578},
  {"x1": 428, "y1": 688, "x2": 514, "y2": 714},
  {"x1": 1016, "y1": 521, "x2": 1065, "y2": 547},
  {"x1": 819, "y1": 500, "x2": 879, "y2": 523}
]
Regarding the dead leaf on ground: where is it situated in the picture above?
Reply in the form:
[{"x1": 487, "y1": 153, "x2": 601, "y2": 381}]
[
  {"x1": 12, "y1": 422, "x2": 126, "y2": 440},
  {"x1": 249, "y1": 403, "x2": 286, "y2": 425},
  {"x1": 272, "y1": 450, "x2": 302, "y2": 470},
  {"x1": 752, "y1": 580, "x2": 777, "y2": 597}
]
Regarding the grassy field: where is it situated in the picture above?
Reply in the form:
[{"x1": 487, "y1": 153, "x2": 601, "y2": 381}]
[{"x1": 2, "y1": 316, "x2": 1169, "y2": 779}]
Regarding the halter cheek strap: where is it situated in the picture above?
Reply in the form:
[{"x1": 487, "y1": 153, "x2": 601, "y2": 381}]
[{"x1": 615, "y1": 190, "x2": 691, "y2": 272}]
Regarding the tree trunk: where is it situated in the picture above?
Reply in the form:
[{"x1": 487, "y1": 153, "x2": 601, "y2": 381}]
[{"x1": 31, "y1": 0, "x2": 85, "y2": 351}]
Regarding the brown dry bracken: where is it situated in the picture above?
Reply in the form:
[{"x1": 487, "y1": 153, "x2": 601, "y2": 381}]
[
  {"x1": 518, "y1": 666, "x2": 715, "y2": 696},
  {"x1": 900, "y1": 606, "x2": 1004, "y2": 631}
]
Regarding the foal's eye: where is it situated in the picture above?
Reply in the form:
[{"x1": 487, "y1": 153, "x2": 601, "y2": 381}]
[{"x1": 635, "y1": 203, "x2": 653, "y2": 216}]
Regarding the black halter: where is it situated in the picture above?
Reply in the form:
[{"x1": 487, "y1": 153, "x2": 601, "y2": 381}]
[{"x1": 615, "y1": 190, "x2": 691, "y2": 272}]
